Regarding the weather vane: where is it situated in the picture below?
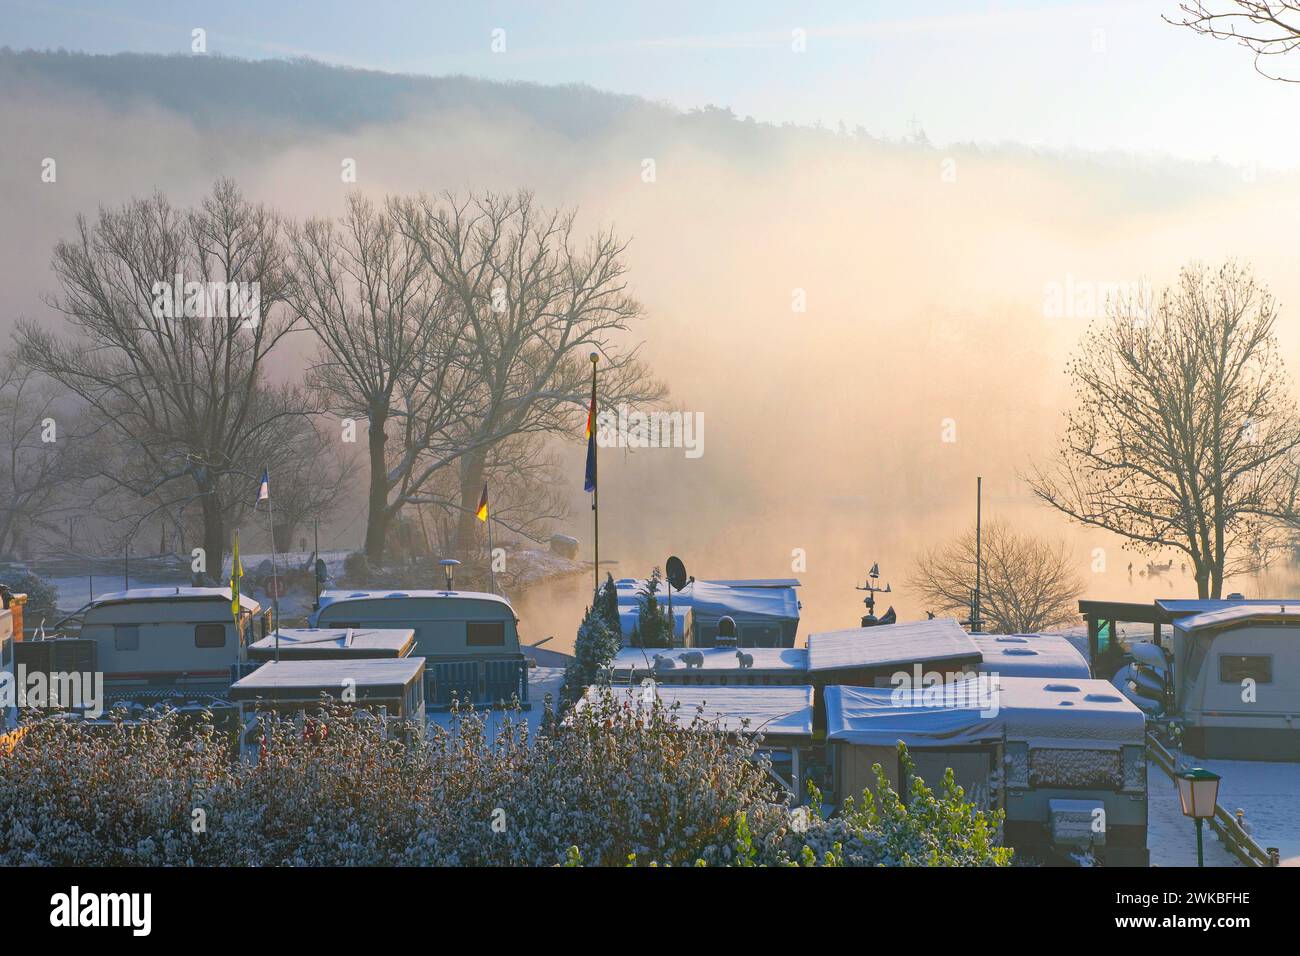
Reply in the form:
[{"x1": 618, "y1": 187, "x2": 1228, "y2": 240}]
[{"x1": 855, "y1": 562, "x2": 895, "y2": 627}]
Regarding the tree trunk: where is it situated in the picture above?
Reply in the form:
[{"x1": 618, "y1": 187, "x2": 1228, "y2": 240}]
[
  {"x1": 453, "y1": 449, "x2": 488, "y2": 560},
  {"x1": 1194, "y1": 560, "x2": 1211, "y2": 599},
  {"x1": 200, "y1": 488, "x2": 225, "y2": 587},
  {"x1": 364, "y1": 410, "x2": 390, "y2": 564},
  {"x1": 273, "y1": 519, "x2": 299, "y2": 555}
]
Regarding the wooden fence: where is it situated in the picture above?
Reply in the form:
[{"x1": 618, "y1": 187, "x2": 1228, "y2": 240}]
[{"x1": 1148, "y1": 730, "x2": 1278, "y2": 867}]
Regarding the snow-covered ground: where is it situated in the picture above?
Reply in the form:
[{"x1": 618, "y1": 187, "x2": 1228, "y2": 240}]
[
  {"x1": 1146, "y1": 751, "x2": 1300, "y2": 867},
  {"x1": 1185, "y1": 756, "x2": 1300, "y2": 866},
  {"x1": 1146, "y1": 760, "x2": 1241, "y2": 867}
]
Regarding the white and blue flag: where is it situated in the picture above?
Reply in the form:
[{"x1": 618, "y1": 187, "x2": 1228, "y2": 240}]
[{"x1": 257, "y1": 468, "x2": 270, "y2": 503}]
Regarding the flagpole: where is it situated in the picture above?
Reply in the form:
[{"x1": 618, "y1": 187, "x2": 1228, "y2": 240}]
[
  {"x1": 486, "y1": 508, "x2": 496, "y2": 595},
  {"x1": 590, "y1": 353, "x2": 599, "y2": 597},
  {"x1": 263, "y1": 464, "x2": 281, "y2": 661}
]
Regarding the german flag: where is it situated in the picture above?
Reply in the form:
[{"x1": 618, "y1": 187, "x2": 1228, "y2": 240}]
[
  {"x1": 475, "y1": 482, "x2": 489, "y2": 522},
  {"x1": 583, "y1": 371, "x2": 597, "y2": 493}
]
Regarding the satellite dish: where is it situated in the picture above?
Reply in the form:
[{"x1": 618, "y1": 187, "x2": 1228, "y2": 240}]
[{"x1": 666, "y1": 556, "x2": 688, "y2": 592}]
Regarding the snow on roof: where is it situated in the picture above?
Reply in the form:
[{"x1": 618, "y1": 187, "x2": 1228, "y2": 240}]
[
  {"x1": 703, "y1": 578, "x2": 802, "y2": 588},
  {"x1": 230, "y1": 658, "x2": 423, "y2": 696},
  {"x1": 972, "y1": 633, "x2": 1091, "y2": 679},
  {"x1": 92, "y1": 586, "x2": 261, "y2": 611},
  {"x1": 1174, "y1": 603, "x2": 1300, "y2": 634},
  {"x1": 583, "y1": 683, "x2": 814, "y2": 737},
  {"x1": 825, "y1": 677, "x2": 1145, "y2": 747},
  {"x1": 805, "y1": 618, "x2": 979, "y2": 672},
  {"x1": 247, "y1": 627, "x2": 414, "y2": 658},
  {"x1": 616, "y1": 604, "x2": 692, "y2": 641},
  {"x1": 1157, "y1": 598, "x2": 1284, "y2": 615},
  {"x1": 316, "y1": 589, "x2": 514, "y2": 611},
  {"x1": 614, "y1": 579, "x2": 799, "y2": 622},
  {"x1": 610, "y1": 646, "x2": 808, "y2": 674}
]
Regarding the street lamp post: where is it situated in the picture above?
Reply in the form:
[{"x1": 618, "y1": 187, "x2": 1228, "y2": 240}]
[{"x1": 1176, "y1": 767, "x2": 1222, "y2": 867}]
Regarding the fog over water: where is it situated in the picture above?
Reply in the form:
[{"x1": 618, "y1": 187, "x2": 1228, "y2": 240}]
[{"x1": 7, "y1": 55, "x2": 1300, "y2": 650}]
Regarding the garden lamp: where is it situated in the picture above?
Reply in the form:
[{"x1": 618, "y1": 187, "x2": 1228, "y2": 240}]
[{"x1": 1176, "y1": 767, "x2": 1221, "y2": 867}]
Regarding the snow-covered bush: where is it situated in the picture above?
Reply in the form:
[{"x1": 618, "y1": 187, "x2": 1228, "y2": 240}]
[
  {"x1": 776, "y1": 745, "x2": 1014, "y2": 867},
  {"x1": 0, "y1": 702, "x2": 1012, "y2": 867},
  {"x1": 561, "y1": 604, "x2": 622, "y2": 703}
]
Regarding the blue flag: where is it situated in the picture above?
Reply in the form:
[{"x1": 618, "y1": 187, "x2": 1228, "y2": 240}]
[{"x1": 583, "y1": 375, "x2": 597, "y2": 493}]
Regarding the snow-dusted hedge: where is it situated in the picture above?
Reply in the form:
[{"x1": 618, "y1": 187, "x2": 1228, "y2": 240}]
[{"x1": 0, "y1": 694, "x2": 1011, "y2": 867}]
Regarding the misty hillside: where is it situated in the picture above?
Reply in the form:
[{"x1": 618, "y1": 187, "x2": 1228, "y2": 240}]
[
  {"x1": 6, "y1": 47, "x2": 1300, "y2": 634},
  {"x1": 0, "y1": 48, "x2": 1249, "y2": 190},
  {"x1": 0, "y1": 48, "x2": 663, "y2": 137}
]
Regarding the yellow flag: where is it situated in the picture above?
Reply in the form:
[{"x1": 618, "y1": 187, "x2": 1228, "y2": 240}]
[{"x1": 230, "y1": 530, "x2": 244, "y2": 621}]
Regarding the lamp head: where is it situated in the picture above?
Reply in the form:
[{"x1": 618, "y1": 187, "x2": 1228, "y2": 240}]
[{"x1": 1176, "y1": 767, "x2": 1221, "y2": 819}]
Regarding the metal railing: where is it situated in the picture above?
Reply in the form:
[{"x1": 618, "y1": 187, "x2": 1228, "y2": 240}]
[{"x1": 1147, "y1": 730, "x2": 1278, "y2": 867}]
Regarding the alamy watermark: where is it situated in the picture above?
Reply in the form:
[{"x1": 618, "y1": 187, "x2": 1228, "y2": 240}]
[
  {"x1": 1043, "y1": 275, "x2": 1153, "y2": 322},
  {"x1": 595, "y1": 405, "x2": 704, "y2": 459},
  {"x1": 1, "y1": 665, "x2": 104, "y2": 718},
  {"x1": 889, "y1": 666, "x2": 1001, "y2": 719},
  {"x1": 151, "y1": 273, "x2": 260, "y2": 328}
]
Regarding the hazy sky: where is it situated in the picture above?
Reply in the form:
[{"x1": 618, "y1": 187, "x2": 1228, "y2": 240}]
[{"x1": 3, "y1": 0, "x2": 1298, "y2": 169}]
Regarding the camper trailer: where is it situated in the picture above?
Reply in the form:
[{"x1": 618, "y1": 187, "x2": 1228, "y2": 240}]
[
  {"x1": 1170, "y1": 605, "x2": 1300, "y2": 759},
  {"x1": 74, "y1": 587, "x2": 268, "y2": 699},
  {"x1": 825, "y1": 677, "x2": 1148, "y2": 865},
  {"x1": 309, "y1": 590, "x2": 527, "y2": 708},
  {"x1": 971, "y1": 633, "x2": 1092, "y2": 680}
]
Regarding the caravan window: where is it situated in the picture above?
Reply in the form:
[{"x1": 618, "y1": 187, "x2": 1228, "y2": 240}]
[
  {"x1": 114, "y1": 625, "x2": 140, "y2": 651},
  {"x1": 467, "y1": 621, "x2": 505, "y2": 647},
  {"x1": 1219, "y1": 655, "x2": 1271, "y2": 684},
  {"x1": 195, "y1": 624, "x2": 227, "y2": 648}
]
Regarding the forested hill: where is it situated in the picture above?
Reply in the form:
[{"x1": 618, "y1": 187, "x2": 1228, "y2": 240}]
[{"x1": 0, "y1": 48, "x2": 665, "y2": 136}]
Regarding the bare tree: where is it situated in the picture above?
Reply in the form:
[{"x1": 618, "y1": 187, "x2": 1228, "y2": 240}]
[
  {"x1": 0, "y1": 355, "x2": 94, "y2": 558},
  {"x1": 286, "y1": 194, "x2": 474, "y2": 562},
  {"x1": 909, "y1": 522, "x2": 1083, "y2": 634},
  {"x1": 1029, "y1": 261, "x2": 1300, "y2": 598},
  {"x1": 1168, "y1": 2, "x2": 1300, "y2": 81},
  {"x1": 395, "y1": 190, "x2": 665, "y2": 557},
  {"x1": 17, "y1": 180, "x2": 303, "y2": 572},
  {"x1": 235, "y1": 393, "x2": 354, "y2": 555}
]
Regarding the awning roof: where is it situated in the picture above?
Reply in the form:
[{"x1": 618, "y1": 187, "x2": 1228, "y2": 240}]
[
  {"x1": 825, "y1": 677, "x2": 1145, "y2": 747},
  {"x1": 806, "y1": 618, "x2": 978, "y2": 672}
]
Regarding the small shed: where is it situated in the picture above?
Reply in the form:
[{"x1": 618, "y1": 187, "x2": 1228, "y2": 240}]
[
  {"x1": 247, "y1": 627, "x2": 415, "y2": 661},
  {"x1": 230, "y1": 658, "x2": 425, "y2": 721}
]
